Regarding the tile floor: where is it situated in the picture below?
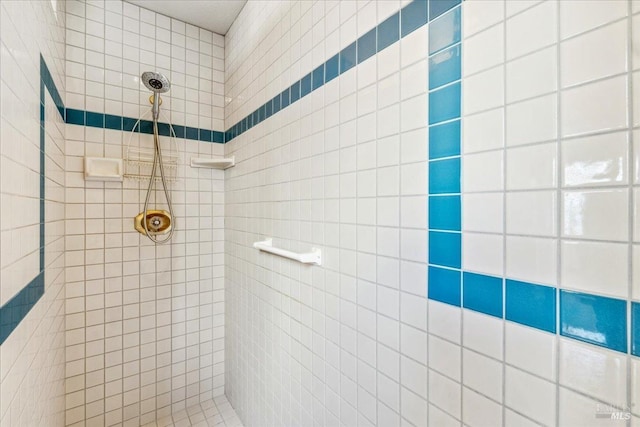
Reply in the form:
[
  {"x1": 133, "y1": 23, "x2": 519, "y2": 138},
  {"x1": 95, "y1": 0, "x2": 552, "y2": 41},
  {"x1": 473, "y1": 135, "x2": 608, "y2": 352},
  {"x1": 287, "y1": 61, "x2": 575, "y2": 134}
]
[{"x1": 144, "y1": 395, "x2": 243, "y2": 427}]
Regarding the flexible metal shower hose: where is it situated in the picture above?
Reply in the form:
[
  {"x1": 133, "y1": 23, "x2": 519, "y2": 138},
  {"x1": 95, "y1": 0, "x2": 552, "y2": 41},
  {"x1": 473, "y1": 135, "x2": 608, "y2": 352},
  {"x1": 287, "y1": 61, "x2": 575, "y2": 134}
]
[{"x1": 142, "y1": 119, "x2": 175, "y2": 244}]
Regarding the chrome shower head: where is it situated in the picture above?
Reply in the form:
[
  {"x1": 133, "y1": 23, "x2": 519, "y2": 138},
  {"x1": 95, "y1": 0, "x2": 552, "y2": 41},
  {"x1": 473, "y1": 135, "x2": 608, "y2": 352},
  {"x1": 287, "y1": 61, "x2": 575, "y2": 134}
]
[{"x1": 141, "y1": 71, "x2": 170, "y2": 93}]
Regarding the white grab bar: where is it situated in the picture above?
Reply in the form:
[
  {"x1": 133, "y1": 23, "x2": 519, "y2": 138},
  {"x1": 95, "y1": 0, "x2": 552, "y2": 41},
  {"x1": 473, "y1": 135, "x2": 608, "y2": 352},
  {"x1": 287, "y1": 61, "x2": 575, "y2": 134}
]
[{"x1": 253, "y1": 238, "x2": 322, "y2": 266}]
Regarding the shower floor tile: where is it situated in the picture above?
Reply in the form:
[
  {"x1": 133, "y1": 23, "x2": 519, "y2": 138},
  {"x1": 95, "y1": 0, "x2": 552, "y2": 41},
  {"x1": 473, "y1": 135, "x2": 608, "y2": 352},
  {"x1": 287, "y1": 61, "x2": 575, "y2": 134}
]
[{"x1": 144, "y1": 395, "x2": 243, "y2": 427}]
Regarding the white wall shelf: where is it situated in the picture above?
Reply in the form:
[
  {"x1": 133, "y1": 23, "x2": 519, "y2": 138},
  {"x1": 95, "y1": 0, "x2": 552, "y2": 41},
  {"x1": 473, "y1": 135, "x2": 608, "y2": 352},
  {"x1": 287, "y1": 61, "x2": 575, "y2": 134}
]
[
  {"x1": 84, "y1": 157, "x2": 124, "y2": 182},
  {"x1": 190, "y1": 156, "x2": 235, "y2": 169}
]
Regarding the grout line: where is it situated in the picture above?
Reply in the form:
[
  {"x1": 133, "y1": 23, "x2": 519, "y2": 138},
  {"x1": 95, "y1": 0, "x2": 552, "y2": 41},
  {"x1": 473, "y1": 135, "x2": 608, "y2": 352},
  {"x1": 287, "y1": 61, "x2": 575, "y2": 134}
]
[
  {"x1": 500, "y1": 0, "x2": 508, "y2": 425},
  {"x1": 555, "y1": 0, "x2": 562, "y2": 424}
]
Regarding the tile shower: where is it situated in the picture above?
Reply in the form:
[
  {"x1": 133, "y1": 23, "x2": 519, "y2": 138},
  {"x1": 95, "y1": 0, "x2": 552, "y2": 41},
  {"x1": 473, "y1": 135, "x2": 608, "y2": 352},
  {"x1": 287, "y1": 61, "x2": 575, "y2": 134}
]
[{"x1": 1, "y1": 0, "x2": 640, "y2": 426}]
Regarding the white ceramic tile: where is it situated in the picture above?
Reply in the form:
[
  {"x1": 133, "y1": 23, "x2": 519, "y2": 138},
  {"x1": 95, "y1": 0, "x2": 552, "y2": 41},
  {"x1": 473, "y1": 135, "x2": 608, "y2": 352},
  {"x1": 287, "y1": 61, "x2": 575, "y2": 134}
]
[
  {"x1": 462, "y1": 349, "x2": 503, "y2": 402},
  {"x1": 506, "y1": 46, "x2": 557, "y2": 103},
  {"x1": 562, "y1": 131, "x2": 629, "y2": 187},
  {"x1": 505, "y1": 236, "x2": 558, "y2": 286},
  {"x1": 463, "y1": 150, "x2": 503, "y2": 193},
  {"x1": 504, "y1": 409, "x2": 540, "y2": 427},
  {"x1": 506, "y1": 94, "x2": 557, "y2": 146},
  {"x1": 462, "y1": 386, "x2": 503, "y2": 427},
  {"x1": 505, "y1": 322, "x2": 557, "y2": 380},
  {"x1": 561, "y1": 240, "x2": 628, "y2": 297},
  {"x1": 506, "y1": 191, "x2": 557, "y2": 237},
  {"x1": 561, "y1": 75, "x2": 628, "y2": 137},
  {"x1": 559, "y1": 386, "x2": 628, "y2": 427},
  {"x1": 505, "y1": 366, "x2": 556, "y2": 427},
  {"x1": 632, "y1": 358, "x2": 640, "y2": 417},
  {"x1": 506, "y1": 142, "x2": 557, "y2": 190},
  {"x1": 428, "y1": 300, "x2": 461, "y2": 345},
  {"x1": 506, "y1": 1, "x2": 557, "y2": 60},
  {"x1": 463, "y1": 65, "x2": 504, "y2": 115},
  {"x1": 559, "y1": 339, "x2": 627, "y2": 406},
  {"x1": 634, "y1": 73, "x2": 640, "y2": 127},
  {"x1": 463, "y1": 0, "x2": 504, "y2": 38},
  {"x1": 559, "y1": 0, "x2": 628, "y2": 40},
  {"x1": 462, "y1": 310, "x2": 503, "y2": 360},
  {"x1": 462, "y1": 107, "x2": 504, "y2": 154},
  {"x1": 633, "y1": 244, "x2": 640, "y2": 300},
  {"x1": 561, "y1": 21, "x2": 628, "y2": 88},
  {"x1": 463, "y1": 193, "x2": 503, "y2": 234},
  {"x1": 562, "y1": 188, "x2": 629, "y2": 241},
  {"x1": 428, "y1": 370, "x2": 461, "y2": 420},
  {"x1": 463, "y1": 232, "x2": 503, "y2": 277},
  {"x1": 463, "y1": 23, "x2": 504, "y2": 77},
  {"x1": 428, "y1": 335, "x2": 461, "y2": 382}
]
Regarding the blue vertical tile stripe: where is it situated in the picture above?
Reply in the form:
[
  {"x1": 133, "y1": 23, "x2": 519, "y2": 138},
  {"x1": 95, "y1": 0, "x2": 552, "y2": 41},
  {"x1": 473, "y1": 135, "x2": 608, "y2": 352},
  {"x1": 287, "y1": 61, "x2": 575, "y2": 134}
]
[
  {"x1": 0, "y1": 55, "x2": 63, "y2": 345},
  {"x1": 427, "y1": 5, "x2": 463, "y2": 307},
  {"x1": 560, "y1": 291, "x2": 627, "y2": 353}
]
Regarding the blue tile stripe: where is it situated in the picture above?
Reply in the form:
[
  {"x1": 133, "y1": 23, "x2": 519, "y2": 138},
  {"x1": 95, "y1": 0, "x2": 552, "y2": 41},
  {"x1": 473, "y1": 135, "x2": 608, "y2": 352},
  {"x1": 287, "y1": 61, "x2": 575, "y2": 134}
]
[
  {"x1": 419, "y1": 3, "x2": 636, "y2": 355},
  {"x1": 0, "y1": 55, "x2": 62, "y2": 345},
  {"x1": 223, "y1": 0, "x2": 462, "y2": 143},
  {"x1": 64, "y1": 108, "x2": 225, "y2": 143}
]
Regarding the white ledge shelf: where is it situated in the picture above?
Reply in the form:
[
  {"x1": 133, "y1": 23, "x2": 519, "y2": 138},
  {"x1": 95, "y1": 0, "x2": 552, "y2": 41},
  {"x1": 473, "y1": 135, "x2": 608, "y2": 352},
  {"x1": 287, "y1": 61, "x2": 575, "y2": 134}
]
[
  {"x1": 190, "y1": 156, "x2": 235, "y2": 169},
  {"x1": 253, "y1": 238, "x2": 322, "y2": 266}
]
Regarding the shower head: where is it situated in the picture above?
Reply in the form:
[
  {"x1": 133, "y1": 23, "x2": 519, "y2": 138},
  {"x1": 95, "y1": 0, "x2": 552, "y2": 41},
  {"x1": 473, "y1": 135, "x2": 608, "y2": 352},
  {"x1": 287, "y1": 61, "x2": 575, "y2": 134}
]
[{"x1": 141, "y1": 71, "x2": 171, "y2": 93}]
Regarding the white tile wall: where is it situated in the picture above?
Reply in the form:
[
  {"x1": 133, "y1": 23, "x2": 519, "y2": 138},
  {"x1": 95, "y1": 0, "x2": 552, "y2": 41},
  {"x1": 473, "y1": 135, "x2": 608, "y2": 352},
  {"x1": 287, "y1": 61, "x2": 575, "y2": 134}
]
[
  {"x1": 0, "y1": 0, "x2": 66, "y2": 425},
  {"x1": 225, "y1": 1, "x2": 640, "y2": 427},
  {"x1": 63, "y1": 1, "x2": 226, "y2": 425}
]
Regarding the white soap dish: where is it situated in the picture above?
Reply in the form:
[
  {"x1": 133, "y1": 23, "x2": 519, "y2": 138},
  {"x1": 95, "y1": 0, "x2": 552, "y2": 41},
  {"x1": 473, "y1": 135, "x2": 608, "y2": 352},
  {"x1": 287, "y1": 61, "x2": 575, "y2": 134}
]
[{"x1": 84, "y1": 157, "x2": 124, "y2": 182}]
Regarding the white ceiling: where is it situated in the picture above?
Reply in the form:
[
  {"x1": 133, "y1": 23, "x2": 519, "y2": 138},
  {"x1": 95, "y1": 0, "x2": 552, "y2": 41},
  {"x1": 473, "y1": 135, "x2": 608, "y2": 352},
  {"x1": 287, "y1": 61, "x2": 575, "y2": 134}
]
[{"x1": 126, "y1": 0, "x2": 247, "y2": 35}]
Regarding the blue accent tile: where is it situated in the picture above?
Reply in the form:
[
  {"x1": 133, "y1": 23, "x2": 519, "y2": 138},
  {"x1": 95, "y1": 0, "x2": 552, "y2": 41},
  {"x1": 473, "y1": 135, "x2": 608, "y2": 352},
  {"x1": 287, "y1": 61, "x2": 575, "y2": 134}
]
[
  {"x1": 186, "y1": 127, "x2": 199, "y2": 140},
  {"x1": 291, "y1": 81, "x2": 301, "y2": 103},
  {"x1": 273, "y1": 94, "x2": 281, "y2": 114},
  {"x1": 266, "y1": 100, "x2": 273, "y2": 118},
  {"x1": 86, "y1": 111, "x2": 104, "y2": 128},
  {"x1": 429, "y1": 44, "x2": 461, "y2": 90},
  {"x1": 199, "y1": 128, "x2": 212, "y2": 142},
  {"x1": 429, "y1": 157, "x2": 461, "y2": 194},
  {"x1": 312, "y1": 64, "x2": 325, "y2": 90},
  {"x1": 632, "y1": 302, "x2": 640, "y2": 357},
  {"x1": 429, "y1": 231, "x2": 461, "y2": 268},
  {"x1": 172, "y1": 124, "x2": 185, "y2": 138},
  {"x1": 252, "y1": 110, "x2": 259, "y2": 126},
  {"x1": 281, "y1": 88, "x2": 291, "y2": 109},
  {"x1": 378, "y1": 12, "x2": 399, "y2": 52},
  {"x1": 66, "y1": 108, "x2": 85, "y2": 126},
  {"x1": 259, "y1": 104, "x2": 266, "y2": 122},
  {"x1": 213, "y1": 131, "x2": 224, "y2": 143},
  {"x1": 401, "y1": 0, "x2": 428, "y2": 37},
  {"x1": 463, "y1": 272, "x2": 503, "y2": 318},
  {"x1": 358, "y1": 28, "x2": 377, "y2": 64},
  {"x1": 340, "y1": 42, "x2": 357, "y2": 74},
  {"x1": 0, "y1": 272, "x2": 45, "y2": 345},
  {"x1": 256, "y1": 106, "x2": 263, "y2": 123},
  {"x1": 122, "y1": 117, "x2": 137, "y2": 132},
  {"x1": 429, "y1": 120, "x2": 460, "y2": 160},
  {"x1": 429, "y1": 7, "x2": 461, "y2": 55},
  {"x1": 140, "y1": 120, "x2": 154, "y2": 134},
  {"x1": 325, "y1": 54, "x2": 340, "y2": 83},
  {"x1": 429, "y1": 195, "x2": 461, "y2": 231},
  {"x1": 560, "y1": 290, "x2": 627, "y2": 353},
  {"x1": 428, "y1": 266, "x2": 461, "y2": 307},
  {"x1": 157, "y1": 123, "x2": 170, "y2": 137},
  {"x1": 301, "y1": 73, "x2": 312, "y2": 97},
  {"x1": 430, "y1": 0, "x2": 462, "y2": 21},
  {"x1": 429, "y1": 82, "x2": 461, "y2": 125},
  {"x1": 506, "y1": 280, "x2": 556, "y2": 333},
  {"x1": 105, "y1": 114, "x2": 122, "y2": 130}
]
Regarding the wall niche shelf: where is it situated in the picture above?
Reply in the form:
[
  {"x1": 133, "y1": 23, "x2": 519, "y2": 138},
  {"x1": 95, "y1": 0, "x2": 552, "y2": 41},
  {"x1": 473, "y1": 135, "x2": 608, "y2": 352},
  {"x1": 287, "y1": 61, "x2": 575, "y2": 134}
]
[{"x1": 190, "y1": 156, "x2": 235, "y2": 169}]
